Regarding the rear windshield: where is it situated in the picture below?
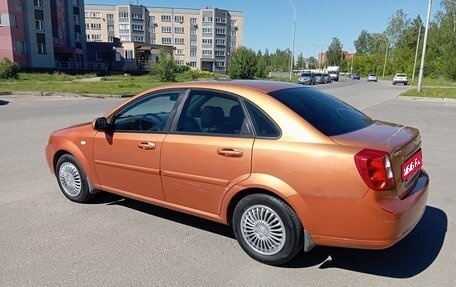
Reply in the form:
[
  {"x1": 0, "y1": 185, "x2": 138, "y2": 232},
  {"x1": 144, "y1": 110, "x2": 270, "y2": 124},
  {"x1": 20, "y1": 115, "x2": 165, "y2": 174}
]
[
  {"x1": 269, "y1": 87, "x2": 374, "y2": 136},
  {"x1": 300, "y1": 73, "x2": 312, "y2": 77}
]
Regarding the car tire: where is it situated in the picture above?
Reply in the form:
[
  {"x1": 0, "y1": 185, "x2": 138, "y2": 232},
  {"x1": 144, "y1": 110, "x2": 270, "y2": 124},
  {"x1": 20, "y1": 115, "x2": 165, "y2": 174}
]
[
  {"x1": 56, "y1": 154, "x2": 93, "y2": 203},
  {"x1": 232, "y1": 194, "x2": 303, "y2": 266}
]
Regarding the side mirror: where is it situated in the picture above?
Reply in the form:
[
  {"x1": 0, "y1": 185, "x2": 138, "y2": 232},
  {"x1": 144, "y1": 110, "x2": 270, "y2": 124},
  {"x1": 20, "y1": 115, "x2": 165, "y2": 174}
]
[{"x1": 93, "y1": 117, "x2": 110, "y2": 132}]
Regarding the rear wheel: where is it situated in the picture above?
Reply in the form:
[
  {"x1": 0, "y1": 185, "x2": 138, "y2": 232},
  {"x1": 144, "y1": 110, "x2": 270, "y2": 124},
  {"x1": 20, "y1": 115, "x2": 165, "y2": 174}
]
[
  {"x1": 232, "y1": 194, "x2": 303, "y2": 265},
  {"x1": 56, "y1": 154, "x2": 93, "y2": 203}
]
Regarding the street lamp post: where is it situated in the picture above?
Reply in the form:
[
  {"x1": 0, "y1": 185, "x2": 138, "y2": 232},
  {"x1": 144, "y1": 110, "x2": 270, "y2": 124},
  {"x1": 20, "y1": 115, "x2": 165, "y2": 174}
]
[
  {"x1": 382, "y1": 41, "x2": 389, "y2": 79},
  {"x1": 411, "y1": 23, "x2": 422, "y2": 84},
  {"x1": 417, "y1": 0, "x2": 432, "y2": 92},
  {"x1": 288, "y1": 0, "x2": 297, "y2": 81}
]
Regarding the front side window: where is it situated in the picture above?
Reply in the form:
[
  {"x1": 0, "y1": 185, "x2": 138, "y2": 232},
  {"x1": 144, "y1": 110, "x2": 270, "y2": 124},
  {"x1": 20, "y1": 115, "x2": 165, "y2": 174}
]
[
  {"x1": 270, "y1": 88, "x2": 374, "y2": 136},
  {"x1": 112, "y1": 91, "x2": 181, "y2": 132},
  {"x1": 176, "y1": 90, "x2": 250, "y2": 136}
]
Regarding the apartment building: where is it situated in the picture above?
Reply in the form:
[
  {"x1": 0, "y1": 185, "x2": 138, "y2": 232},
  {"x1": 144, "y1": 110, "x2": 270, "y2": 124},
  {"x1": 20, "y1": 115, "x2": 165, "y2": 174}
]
[
  {"x1": 85, "y1": 4, "x2": 243, "y2": 73},
  {"x1": 0, "y1": 0, "x2": 87, "y2": 69}
]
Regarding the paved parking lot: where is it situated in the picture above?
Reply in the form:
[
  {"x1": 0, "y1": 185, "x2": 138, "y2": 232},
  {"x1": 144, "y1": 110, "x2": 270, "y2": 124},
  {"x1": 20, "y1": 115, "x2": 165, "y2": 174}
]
[{"x1": 0, "y1": 81, "x2": 454, "y2": 286}]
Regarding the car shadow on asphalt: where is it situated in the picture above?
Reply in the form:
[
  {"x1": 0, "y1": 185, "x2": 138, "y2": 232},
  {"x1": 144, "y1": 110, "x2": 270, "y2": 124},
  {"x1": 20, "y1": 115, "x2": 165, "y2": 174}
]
[
  {"x1": 90, "y1": 194, "x2": 446, "y2": 277},
  {"x1": 0, "y1": 99, "x2": 9, "y2": 106},
  {"x1": 89, "y1": 192, "x2": 235, "y2": 239},
  {"x1": 285, "y1": 206, "x2": 447, "y2": 278}
]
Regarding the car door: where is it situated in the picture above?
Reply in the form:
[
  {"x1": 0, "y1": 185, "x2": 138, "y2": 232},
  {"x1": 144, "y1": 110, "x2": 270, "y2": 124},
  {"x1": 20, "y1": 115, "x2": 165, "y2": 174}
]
[
  {"x1": 93, "y1": 90, "x2": 182, "y2": 200},
  {"x1": 161, "y1": 89, "x2": 254, "y2": 215}
]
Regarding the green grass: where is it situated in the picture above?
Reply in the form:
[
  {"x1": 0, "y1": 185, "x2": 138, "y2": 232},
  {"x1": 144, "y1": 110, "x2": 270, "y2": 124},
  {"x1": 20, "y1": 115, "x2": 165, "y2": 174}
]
[
  {"x1": 0, "y1": 71, "x2": 216, "y2": 96},
  {"x1": 402, "y1": 87, "x2": 456, "y2": 99}
]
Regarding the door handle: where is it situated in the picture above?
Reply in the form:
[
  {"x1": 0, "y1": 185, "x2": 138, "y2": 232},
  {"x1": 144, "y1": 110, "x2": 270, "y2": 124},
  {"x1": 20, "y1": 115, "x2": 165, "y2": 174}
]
[
  {"x1": 217, "y1": 148, "x2": 243, "y2": 157},
  {"x1": 137, "y1": 142, "x2": 156, "y2": 150}
]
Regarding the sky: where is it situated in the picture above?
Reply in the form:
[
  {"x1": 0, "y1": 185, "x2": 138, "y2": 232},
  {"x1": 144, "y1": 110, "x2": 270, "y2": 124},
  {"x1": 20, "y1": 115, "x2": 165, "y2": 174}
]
[{"x1": 86, "y1": 0, "x2": 442, "y2": 58}]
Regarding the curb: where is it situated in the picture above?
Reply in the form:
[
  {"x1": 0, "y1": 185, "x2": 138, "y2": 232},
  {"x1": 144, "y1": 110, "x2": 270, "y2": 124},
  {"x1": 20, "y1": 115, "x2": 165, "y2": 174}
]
[{"x1": 0, "y1": 91, "x2": 134, "y2": 99}]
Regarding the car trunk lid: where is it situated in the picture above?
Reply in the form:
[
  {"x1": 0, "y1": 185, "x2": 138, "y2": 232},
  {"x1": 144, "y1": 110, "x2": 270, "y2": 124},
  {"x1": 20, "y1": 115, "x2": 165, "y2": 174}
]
[{"x1": 330, "y1": 120, "x2": 422, "y2": 198}]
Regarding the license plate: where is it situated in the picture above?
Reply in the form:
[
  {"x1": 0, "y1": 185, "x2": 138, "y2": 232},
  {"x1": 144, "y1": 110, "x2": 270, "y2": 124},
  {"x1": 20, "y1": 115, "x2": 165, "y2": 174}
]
[{"x1": 401, "y1": 150, "x2": 423, "y2": 181}]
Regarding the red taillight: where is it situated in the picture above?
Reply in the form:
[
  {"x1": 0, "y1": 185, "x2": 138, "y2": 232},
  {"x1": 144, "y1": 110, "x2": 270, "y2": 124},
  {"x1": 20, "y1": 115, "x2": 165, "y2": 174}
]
[{"x1": 355, "y1": 149, "x2": 396, "y2": 191}]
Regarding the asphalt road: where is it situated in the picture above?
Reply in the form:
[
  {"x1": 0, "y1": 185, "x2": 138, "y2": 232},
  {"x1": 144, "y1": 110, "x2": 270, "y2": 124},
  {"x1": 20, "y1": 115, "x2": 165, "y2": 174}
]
[{"x1": 0, "y1": 79, "x2": 454, "y2": 286}]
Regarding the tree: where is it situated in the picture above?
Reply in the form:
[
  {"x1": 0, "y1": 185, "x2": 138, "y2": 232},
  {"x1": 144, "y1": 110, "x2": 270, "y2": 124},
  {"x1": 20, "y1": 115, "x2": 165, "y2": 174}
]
[
  {"x1": 326, "y1": 37, "x2": 343, "y2": 66},
  {"x1": 0, "y1": 58, "x2": 20, "y2": 79},
  {"x1": 149, "y1": 49, "x2": 177, "y2": 82},
  {"x1": 306, "y1": 57, "x2": 318, "y2": 69},
  {"x1": 255, "y1": 50, "x2": 269, "y2": 78},
  {"x1": 354, "y1": 30, "x2": 373, "y2": 54},
  {"x1": 296, "y1": 52, "x2": 305, "y2": 70},
  {"x1": 229, "y1": 47, "x2": 258, "y2": 79},
  {"x1": 386, "y1": 9, "x2": 411, "y2": 48}
]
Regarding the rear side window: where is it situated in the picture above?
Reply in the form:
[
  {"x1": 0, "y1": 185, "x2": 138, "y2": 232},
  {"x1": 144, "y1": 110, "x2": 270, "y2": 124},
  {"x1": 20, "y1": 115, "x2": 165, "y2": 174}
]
[{"x1": 269, "y1": 87, "x2": 374, "y2": 136}]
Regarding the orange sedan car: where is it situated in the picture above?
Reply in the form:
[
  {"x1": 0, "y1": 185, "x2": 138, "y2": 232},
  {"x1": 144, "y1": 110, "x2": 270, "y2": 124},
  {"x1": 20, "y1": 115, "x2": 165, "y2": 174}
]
[{"x1": 45, "y1": 80, "x2": 429, "y2": 265}]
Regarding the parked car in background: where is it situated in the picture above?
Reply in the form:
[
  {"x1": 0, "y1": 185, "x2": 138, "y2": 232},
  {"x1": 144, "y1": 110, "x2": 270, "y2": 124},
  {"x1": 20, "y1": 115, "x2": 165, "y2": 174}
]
[
  {"x1": 314, "y1": 72, "x2": 325, "y2": 84},
  {"x1": 393, "y1": 73, "x2": 408, "y2": 85},
  {"x1": 297, "y1": 72, "x2": 316, "y2": 85},
  {"x1": 352, "y1": 73, "x2": 361, "y2": 80},
  {"x1": 45, "y1": 80, "x2": 429, "y2": 266},
  {"x1": 322, "y1": 73, "x2": 332, "y2": 83},
  {"x1": 367, "y1": 73, "x2": 378, "y2": 82}
]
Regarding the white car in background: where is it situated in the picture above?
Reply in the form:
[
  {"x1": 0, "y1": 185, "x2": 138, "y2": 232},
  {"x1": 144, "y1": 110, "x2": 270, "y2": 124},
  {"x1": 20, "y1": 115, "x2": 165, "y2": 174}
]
[
  {"x1": 393, "y1": 73, "x2": 408, "y2": 85},
  {"x1": 367, "y1": 73, "x2": 378, "y2": 82}
]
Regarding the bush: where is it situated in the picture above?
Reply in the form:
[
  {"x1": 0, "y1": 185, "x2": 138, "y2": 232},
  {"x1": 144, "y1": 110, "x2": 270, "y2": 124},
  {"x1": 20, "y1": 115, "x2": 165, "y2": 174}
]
[
  {"x1": 149, "y1": 49, "x2": 177, "y2": 82},
  {"x1": 0, "y1": 58, "x2": 20, "y2": 79}
]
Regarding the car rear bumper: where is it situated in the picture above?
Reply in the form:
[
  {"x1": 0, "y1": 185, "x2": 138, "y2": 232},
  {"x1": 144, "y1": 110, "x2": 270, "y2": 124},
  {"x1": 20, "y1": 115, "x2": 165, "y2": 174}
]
[{"x1": 289, "y1": 169, "x2": 429, "y2": 250}]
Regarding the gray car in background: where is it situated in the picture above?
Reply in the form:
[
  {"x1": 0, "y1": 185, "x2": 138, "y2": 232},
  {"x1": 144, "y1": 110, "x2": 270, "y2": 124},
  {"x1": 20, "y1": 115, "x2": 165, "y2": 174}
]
[{"x1": 297, "y1": 72, "x2": 316, "y2": 85}]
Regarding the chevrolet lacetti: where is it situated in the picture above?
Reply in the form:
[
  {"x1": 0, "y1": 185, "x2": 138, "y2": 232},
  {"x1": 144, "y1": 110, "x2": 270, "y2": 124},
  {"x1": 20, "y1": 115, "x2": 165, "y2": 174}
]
[{"x1": 45, "y1": 80, "x2": 429, "y2": 265}]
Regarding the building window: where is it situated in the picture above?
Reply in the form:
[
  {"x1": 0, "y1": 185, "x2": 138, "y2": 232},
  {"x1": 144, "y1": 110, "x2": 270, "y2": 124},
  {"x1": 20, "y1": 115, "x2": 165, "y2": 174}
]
[
  {"x1": 202, "y1": 16, "x2": 213, "y2": 23},
  {"x1": 10, "y1": 14, "x2": 17, "y2": 28},
  {"x1": 230, "y1": 19, "x2": 237, "y2": 26},
  {"x1": 174, "y1": 15, "x2": 184, "y2": 23},
  {"x1": 190, "y1": 51, "x2": 196, "y2": 57},
  {"x1": 190, "y1": 18, "x2": 197, "y2": 24},
  {"x1": 230, "y1": 41, "x2": 236, "y2": 48},
  {"x1": 36, "y1": 33, "x2": 46, "y2": 54},
  {"x1": 161, "y1": 26, "x2": 171, "y2": 33},
  {"x1": 74, "y1": 14, "x2": 79, "y2": 23},
  {"x1": 120, "y1": 35, "x2": 130, "y2": 41},
  {"x1": 90, "y1": 12, "x2": 101, "y2": 18},
  {"x1": 215, "y1": 39, "x2": 225, "y2": 46},
  {"x1": 108, "y1": 25, "x2": 114, "y2": 31},
  {"x1": 149, "y1": 16, "x2": 155, "y2": 22},
  {"x1": 119, "y1": 12, "x2": 129, "y2": 19},
  {"x1": 175, "y1": 38, "x2": 184, "y2": 45},
  {"x1": 230, "y1": 30, "x2": 237, "y2": 36},
  {"x1": 174, "y1": 27, "x2": 184, "y2": 34},
  {"x1": 85, "y1": 11, "x2": 89, "y2": 18},
  {"x1": 175, "y1": 49, "x2": 184, "y2": 55},
  {"x1": 161, "y1": 37, "x2": 172, "y2": 44},
  {"x1": 132, "y1": 35, "x2": 144, "y2": 42},
  {"x1": 35, "y1": 20, "x2": 44, "y2": 31},
  {"x1": 175, "y1": 60, "x2": 185, "y2": 65},
  {"x1": 16, "y1": 41, "x2": 26, "y2": 54},
  {"x1": 75, "y1": 32, "x2": 81, "y2": 41},
  {"x1": 202, "y1": 50, "x2": 212, "y2": 56},
  {"x1": 215, "y1": 50, "x2": 225, "y2": 57},
  {"x1": 202, "y1": 38, "x2": 212, "y2": 45},
  {"x1": 107, "y1": 13, "x2": 114, "y2": 20},
  {"x1": 189, "y1": 61, "x2": 197, "y2": 67},
  {"x1": 150, "y1": 26, "x2": 156, "y2": 33},
  {"x1": 86, "y1": 34, "x2": 90, "y2": 40},
  {"x1": 91, "y1": 23, "x2": 101, "y2": 30},
  {"x1": 91, "y1": 34, "x2": 101, "y2": 41},
  {"x1": 132, "y1": 13, "x2": 143, "y2": 20},
  {"x1": 119, "y1": 24, "x2": 129, "y2": 30},
  {"x1": 215, "y1": 61, "x2": 225, "y2": 67},
  {"x1": 190, "y1": 40, "x2": 197, "y2": 47},
  {"x1": 215, "y1": 17, "x2": 226, "y2": 24},
  {"x1": 0, "y1": 14, "x2": 2, "y2": 26},
  {"x1": 161, "y1": 15, "x2": 171, "y2": 22},
  {"x1": 150, "y1": 38, "x2": 156, "y2": 44},
  {"x1": 72, "y1": 0, "x2": 79, "y2": 5},
  {"x1": 132, "y1": 24, "x2": 144, "y2": 31},
  {"x1": 190, "y1": 29, "x2": 197, "y2": 35},
  {"x1": 215, "y1": 28, "x2": 226, "y2": 35},
  {"x1": 125, "y1": 50, "x2": 134, "y2": 60},
  {"x1": 202, "y1": 27, "x2": 212, "y2": 34},
  {"x1": 34, "y1": 0, "x2": 42, "y2": 8},
  {"x1": 108, "y1": 36, "x2": 115, "y2": 42},
  {"x1": 85, "y1": 23, "x2": 89, "y2": 29}
]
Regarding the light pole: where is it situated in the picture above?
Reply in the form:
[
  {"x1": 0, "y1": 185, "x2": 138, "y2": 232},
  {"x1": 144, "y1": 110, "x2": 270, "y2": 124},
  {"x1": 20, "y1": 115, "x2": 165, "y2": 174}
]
[
  {"x1": 412, "y1": 22, "x2": 422, "y2": 84},
  {"x1": 382, "y1": 41, "x2": 389, "y2": 79},
  {"x1": 418, "y1": 0, "x2": 432, "y2": 92},
  {"x1": 288, "y1": 0, "x2": 296, "y2": 81}
]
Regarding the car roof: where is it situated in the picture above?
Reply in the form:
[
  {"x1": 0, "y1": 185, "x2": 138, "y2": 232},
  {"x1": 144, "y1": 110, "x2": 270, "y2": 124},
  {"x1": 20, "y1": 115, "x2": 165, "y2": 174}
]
[{"x1": 142, "y1": 80, "x2": 303, "y2": 94}]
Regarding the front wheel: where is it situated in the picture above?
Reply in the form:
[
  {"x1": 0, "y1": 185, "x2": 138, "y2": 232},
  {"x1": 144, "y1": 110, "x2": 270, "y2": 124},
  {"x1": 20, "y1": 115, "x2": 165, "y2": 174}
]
[
  {"x1": 56, "y1": 154, "x2": 93, "y2": 203},
  {"x1": 232, "y1": 194, "x2": 303, "y2": 265}
]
